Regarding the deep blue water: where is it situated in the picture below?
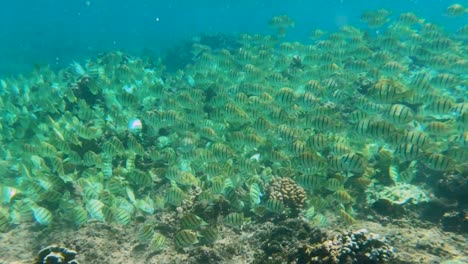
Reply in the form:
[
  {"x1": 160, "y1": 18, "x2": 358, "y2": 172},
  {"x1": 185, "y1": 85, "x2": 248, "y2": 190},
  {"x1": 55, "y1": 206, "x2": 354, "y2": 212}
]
[{"x1": 0, "y1": 0, "x2": 465, "y2": 76}]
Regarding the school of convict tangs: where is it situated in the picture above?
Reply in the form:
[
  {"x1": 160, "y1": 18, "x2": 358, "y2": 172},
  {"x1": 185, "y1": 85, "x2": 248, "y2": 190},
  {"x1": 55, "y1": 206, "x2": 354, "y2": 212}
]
[{"x1": 0, "y1": 6, "x2": 467, "y2": 252}]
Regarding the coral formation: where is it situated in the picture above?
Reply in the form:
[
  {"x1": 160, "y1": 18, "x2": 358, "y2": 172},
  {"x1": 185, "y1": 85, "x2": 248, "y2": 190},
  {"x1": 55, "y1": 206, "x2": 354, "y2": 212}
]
[
  {"x1": 35, "y1": 245, "x2": 79, "y2": 264},
  {"x1": 441, "y1": 211, "x2": 468, "y2": 233},
  {"x1": 253, "y1": 218, "x2": 326, "y2": 263},
  {"x1": 266, "y1": 177, "x2": 307, "y2": 215},
  {"x1": 300, "y1": 229, "x2": 394, "y2": 264},
  {"x1": 366, "y1": 182, "x2": 430, "y2": 206}
]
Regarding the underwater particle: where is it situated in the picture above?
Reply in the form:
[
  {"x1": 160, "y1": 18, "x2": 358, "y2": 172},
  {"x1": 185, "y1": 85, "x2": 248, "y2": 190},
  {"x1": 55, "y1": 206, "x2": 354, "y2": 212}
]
[
  {"x1": 148, "y1": 233, "x2": 167, "y2": 252},
  {"x1": 174, "y1": 229, "x2": 199, "y2": 248},
  {"x1": 35, "y1": 244, "x2": 79, "y2": 264},
  {"x1": 128, "y1": 117, "x2": 143, "y2": 134}
]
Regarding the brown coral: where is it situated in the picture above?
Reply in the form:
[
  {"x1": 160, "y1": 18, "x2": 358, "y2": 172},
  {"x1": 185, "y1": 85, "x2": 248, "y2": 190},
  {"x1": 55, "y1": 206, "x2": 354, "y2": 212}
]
[
  {"x1": 267, "y1": 177, "x2": 307, "y2": 214},
  {"x1": 300, "y1": 229, "x2": 394, "y2": 264}
]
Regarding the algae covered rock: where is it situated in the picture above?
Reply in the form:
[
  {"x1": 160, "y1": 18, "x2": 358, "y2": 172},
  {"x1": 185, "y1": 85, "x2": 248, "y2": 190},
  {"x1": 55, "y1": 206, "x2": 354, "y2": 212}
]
[
  {"x1": 300, "y1": 229, "x2": 394, "y2": 264},
  {"x1": 35, "y1": 245, "x2": 79, "y2": 264},
  {"x1": 366, "y1": 182, "x2": 430, "y2": 205}
]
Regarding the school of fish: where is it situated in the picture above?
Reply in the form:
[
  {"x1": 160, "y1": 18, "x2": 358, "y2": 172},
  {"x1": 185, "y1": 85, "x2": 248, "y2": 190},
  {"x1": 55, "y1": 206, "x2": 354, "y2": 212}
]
[{"x1": 0, "y1": 5, "x2": 467, "y2": 251}]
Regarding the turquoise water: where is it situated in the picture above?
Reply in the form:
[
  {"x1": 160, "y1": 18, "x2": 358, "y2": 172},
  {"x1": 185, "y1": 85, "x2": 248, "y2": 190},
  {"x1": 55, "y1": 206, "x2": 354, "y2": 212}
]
[
  {"x1": 0, "y1": 1, "x2": 467, "y2": 262},
  {"x1": 0, "y1": 0, "x2": 464, "y2": 76}
]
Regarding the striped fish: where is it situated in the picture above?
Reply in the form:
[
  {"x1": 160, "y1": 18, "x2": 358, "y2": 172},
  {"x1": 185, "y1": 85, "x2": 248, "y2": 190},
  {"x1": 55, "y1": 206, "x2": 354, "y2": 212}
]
[
  {"x1": 200, "y1": 227, "x2": 219, "y2": 244},
  {"x1": 149, "y1": 233, "x2": 166, "y2": 252},
  {"x1": 113, "y1": 207, "x2": 132, "y2": 225},
  {"x1": 0, "y1": 209, "x2": 10, "y2": 232},
  {"x1": 304, "y1": 206, "x2": 315, "y2": 219},
  {"x1": 394, "y1": 143, "x2": 423, "y2": 161},
  {"x1": 165, "y1": 186, "x2": 186, "y2": 206},
  {"x1": 296, "y1": 174, "x2": 323, "y2": 191},
  {"x1": 180, "y1": 213, "x2": 207, "y2": 229},
  {"x1": 224, "y1": 212, "x2": 247, "y2": 227},
  {"x1": 385, "y1": 104, "x2": 414, "y2": 124},
  {"x1": 249, "y1": 183, "x2": 262, "y2": 205},
  {"x1": 174, "y1": 229, "x2": 199, "y2": 248},
  {"x1": 330, "y1": 153, "x2": 366, "y2": 173},
  {"x1": 71, "y1": 206, "x2": 88, "y2": 226},
  {"x1": 339, "y1": 209, "x2": 356, "y2": 224},
  {"x1": 86, "y1": 199, "x2": 106, "y2": 222},
  {"x1": 265, "y1": 199, "x2": 286, "y2": 214},
  {"x1": 423, "y1": 153, "x2": 454, "y2": 172},
  {"x1": 32, "y1": 206, "x2": 53, "y2": 225},
  {"x1": 137, "y1": 223, "x2": 155, "y2": 243},
  {"x1": 326, "y1": 178, "x2": 344, "y2": 191}
]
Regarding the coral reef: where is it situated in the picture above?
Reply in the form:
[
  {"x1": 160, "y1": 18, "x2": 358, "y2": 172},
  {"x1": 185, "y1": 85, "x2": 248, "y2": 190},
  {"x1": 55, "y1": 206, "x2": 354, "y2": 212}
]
[
  {"x1": 300, "y1": 229, "x2": 395, "y2": 264},
  {"x1": 266, "y1": 177, "x2": 307, "y2": 215},
  {"x1": 436, "y1": 173, "x2": 467, "y2": 205},
  {"x1": 366, "y1": 182, "x2": 430, "y2": 206},
  {"x1": 441, "y1": 211, "x2": 468, "y2": 233},
  {"x1": 253, "y1": 218, "x2": 326, "y2": 263}
]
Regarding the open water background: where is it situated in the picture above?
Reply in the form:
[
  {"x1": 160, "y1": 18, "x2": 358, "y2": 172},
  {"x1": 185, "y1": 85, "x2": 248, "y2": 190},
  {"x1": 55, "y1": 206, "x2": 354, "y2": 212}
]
[{"x1": 0, "y1": 0, "x2": 464, "y2": 76}]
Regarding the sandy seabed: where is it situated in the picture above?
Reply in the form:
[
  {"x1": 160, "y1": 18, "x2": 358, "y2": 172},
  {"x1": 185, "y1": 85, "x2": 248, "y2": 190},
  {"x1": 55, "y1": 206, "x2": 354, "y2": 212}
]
[{"x1": 1, "y1": 211, "x2": 466, "y2": 264}]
